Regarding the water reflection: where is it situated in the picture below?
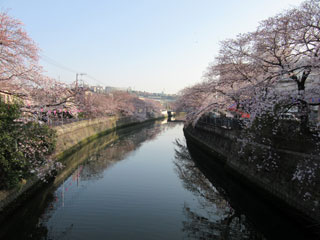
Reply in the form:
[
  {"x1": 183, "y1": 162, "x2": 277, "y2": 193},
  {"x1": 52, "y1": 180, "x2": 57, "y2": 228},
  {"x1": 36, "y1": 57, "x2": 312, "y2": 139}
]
[
  {"x1": 55, "y1": 121, "x2": 169, "y2": 184},
  {"x1": 79, "y1": 122, "x2": 173, "y2": 181},
  {"x1": 3, "y1": 122, "x2": 312, "y2": 240},
  {"x1": 0, "y1": 121, "x2": 175, "y2": 240},
  {"x1": 173, "y1": 139, "x2": 265, "y2": 240}
]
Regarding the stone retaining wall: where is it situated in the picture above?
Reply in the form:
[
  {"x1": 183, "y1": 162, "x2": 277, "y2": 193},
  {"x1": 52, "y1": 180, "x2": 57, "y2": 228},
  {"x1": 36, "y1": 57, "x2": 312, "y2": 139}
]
[
  {"x1": 54, "y1": 116, "x2": 137, "y2": 157},
  {"x1": 184, "y1": 125, "x2": 320, "y2": 224}
]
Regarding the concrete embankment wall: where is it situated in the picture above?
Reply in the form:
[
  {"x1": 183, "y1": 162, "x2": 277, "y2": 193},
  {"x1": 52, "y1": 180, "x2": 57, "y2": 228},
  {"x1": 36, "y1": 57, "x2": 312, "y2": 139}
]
[
  {"x1": 54, "y1": 116, "x2": 119, "y2": 156},
  {"x1": 184, "y1": 125, "x2": 320, "y2": 225},
  {"x1": 0, "y1": 115, "x2": 164, "y2": 217},
  {"x1": 54, "y1": 116, "x2": 151, "y2": 158}
]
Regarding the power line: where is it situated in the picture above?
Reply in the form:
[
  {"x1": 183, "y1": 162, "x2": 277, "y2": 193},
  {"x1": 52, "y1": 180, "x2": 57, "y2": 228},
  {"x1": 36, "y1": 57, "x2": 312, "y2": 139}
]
[
  {"x1": 40, "y1": 53, "x2": 78, "y2": 74},
  {"x1": 86, "y1": 74, "x2": 105, "y2": 86},
  {"x1": 40, "y1": 53, "x2": 105, "y2": 86}
]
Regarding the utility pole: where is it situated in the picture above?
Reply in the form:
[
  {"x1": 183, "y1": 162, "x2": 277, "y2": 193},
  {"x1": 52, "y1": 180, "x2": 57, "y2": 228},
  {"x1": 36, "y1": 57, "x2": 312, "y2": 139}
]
[
  {"x1": 76, "y1": 73, "x2": 86, "y2": 89},
  {"x1": 76, "y1": 73, "x2": 78, "y2": 89}
]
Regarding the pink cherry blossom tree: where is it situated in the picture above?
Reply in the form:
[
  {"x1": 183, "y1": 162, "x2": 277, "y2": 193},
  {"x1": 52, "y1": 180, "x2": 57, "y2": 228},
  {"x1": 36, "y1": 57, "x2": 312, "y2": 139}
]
[
  {"x1": 0, "y1": 11, "x2": 40, "y2": 98},
  {"x1": 177, "y1": 0, "x2": 320, "y2": 202},
  {"x1": 179, "y1": 0, "x2": 320, "y2": 128},
  {"x1": 0, "y1": 11, "x2": 84, "y2": 116}
]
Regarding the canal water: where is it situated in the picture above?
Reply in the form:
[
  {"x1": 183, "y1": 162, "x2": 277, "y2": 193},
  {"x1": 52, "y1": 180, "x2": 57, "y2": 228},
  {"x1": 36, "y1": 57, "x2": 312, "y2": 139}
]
[{"x1": 0, "y1": 121, "x2": 315, "y2": 239}]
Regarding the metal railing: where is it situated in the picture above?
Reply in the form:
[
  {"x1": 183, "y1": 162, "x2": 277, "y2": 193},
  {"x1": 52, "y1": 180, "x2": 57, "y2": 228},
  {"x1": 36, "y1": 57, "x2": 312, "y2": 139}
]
[
  {"x1": 198, "y1": 116, "x2": 243, "y2": 130},
  {"x1": 48, "y1": 117, "x2": 92, "y2": 127}
]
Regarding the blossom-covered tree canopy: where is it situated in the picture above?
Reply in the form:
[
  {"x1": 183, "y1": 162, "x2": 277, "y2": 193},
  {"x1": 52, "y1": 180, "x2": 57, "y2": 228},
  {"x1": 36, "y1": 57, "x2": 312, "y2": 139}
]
[
  {"x1": 0, "y1": 11, "x2": 84, "y2": 113},
  {"x1": 0, "y1": 11, "x2": 40, "y2": 95},
  {"x1": 177, "y1": 0, "x2": 320, "y2": 126}
]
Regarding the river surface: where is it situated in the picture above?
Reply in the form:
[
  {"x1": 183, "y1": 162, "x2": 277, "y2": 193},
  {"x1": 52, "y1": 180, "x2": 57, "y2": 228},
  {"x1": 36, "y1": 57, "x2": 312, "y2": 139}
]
[{"x1": 0, "y1": 121, "x2": 315, "y2": 239}]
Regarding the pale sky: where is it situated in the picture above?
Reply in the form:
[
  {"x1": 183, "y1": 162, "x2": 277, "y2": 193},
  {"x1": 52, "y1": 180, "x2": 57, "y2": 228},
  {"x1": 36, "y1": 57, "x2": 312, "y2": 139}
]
[{"x1": 1, "y1": 0, "x2": 303, "y2": 94}]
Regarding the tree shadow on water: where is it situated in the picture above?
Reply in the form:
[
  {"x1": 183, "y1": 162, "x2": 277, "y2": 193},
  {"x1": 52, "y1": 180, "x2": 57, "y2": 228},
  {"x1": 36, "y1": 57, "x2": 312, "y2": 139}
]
[
  {"x1": 174, "y1": 137, "x2": 320, "y2": 240},
  {"x1": 173, "y1": 139, "x2": 265, "y2": 240}
]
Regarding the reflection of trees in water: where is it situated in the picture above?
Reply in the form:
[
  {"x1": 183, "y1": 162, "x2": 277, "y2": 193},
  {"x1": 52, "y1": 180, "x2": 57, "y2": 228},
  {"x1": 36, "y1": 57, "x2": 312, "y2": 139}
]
[
  {"x1": 0, "y1": 122, "x2": 178, "y2": 240},
  {"x1": 183, "y1": 205, "x2": 252, "y2": 240},
  {"x1": 38, "y1": 122, "x2": 176, "y2": 238},
  {"x1": 174, "y1": 139, "x2": 228, "y2": 211},
  {"x1": 46, "y1": 223, "x2": 74, "y2": 240},
  {"x1": 80, "y1": 122, "x2": 176, "y2": 181},
  {"x1": 174, "y1": 139, "x2": 265, "y2": 240},
  {"x1": 0, "y1": 186, "x2": 55, "y2": 240}
]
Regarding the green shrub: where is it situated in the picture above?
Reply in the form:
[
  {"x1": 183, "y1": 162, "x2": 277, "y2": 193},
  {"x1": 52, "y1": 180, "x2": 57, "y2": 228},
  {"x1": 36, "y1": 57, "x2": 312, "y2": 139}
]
[{"x1": 0, "y1": 101, "x2": 57, "y2": 189}]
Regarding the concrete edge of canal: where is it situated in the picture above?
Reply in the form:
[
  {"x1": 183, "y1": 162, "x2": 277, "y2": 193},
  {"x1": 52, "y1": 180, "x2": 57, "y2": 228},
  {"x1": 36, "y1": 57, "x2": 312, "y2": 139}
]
[
  {"x1": 0, "y1": 115, "x2": 166, "y2": 220},
  {"x1": 183, "y1": 126, "x2": 320, "y2": 231}
]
